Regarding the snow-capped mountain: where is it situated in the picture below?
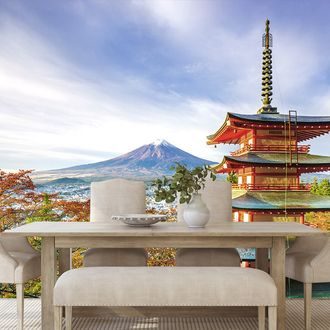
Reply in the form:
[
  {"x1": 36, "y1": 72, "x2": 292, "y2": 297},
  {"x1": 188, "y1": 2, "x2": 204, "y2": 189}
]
[{"x1": 33, "y1": 140, "x2": 215, "y2": 183}]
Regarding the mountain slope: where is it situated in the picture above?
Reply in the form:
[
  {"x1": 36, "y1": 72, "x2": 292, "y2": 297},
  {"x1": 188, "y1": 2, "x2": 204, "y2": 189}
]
[
  {"x1": 33, "y1": 140, "x2": 215, "y2": 183},
  {"x1": 68, "y1": 140, "x2": 212, "y2": 171}
]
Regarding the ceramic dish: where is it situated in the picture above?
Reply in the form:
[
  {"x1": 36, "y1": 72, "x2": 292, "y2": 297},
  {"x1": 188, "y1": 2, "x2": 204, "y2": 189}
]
[{"x1": 111, "y1": 214, "x2": 167, "y2": 226}]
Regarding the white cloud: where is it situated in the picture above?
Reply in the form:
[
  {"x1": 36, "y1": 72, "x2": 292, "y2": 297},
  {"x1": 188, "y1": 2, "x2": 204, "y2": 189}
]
[
  {"x1": 0, "y1": 14, "x2": 229, "y2": 169},
  {"x1": 1, "y1": 2, "x2": 330, "y2": 172},
  {"x1": 125, "y1": 2, "x2": 330, "y2": 114},
  {"x1": 131, "y1": 0, "x2": 215, "y2": 36}
]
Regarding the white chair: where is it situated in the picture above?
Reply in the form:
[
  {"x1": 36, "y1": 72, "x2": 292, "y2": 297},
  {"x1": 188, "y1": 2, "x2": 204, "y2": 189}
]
[
  {"x1": 83, "y1": 178, "x2": 148, "y2": 267},
  {"x1": 0, "y1": 236, "x2": 40, "y2": 329},
  {"x1": 176, "y1": 181, "x2": 241, "y2": 266},
  {"x1": 286, "y1": 234, "x2": 330, "y2": 330}
]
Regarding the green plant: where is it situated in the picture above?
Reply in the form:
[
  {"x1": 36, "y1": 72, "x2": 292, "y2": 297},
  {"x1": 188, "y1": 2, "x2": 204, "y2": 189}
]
[
  {"x1": 152, "y1": 163, "x2": 216, "y2": 204},
  {"x1": 226, "y1": 171, "x2": 238, "y2": 184}
]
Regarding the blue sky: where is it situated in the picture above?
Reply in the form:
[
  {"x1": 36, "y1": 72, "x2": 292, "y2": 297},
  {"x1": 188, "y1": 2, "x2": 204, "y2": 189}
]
[{"x1": 1, "y1": 0, "x2": 330, "y2": 170}]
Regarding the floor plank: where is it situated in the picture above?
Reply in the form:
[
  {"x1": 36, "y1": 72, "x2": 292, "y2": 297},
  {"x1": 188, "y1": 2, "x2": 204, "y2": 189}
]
[{"x1": 0, "y1": 298, "x2": 329, "y2": 329}]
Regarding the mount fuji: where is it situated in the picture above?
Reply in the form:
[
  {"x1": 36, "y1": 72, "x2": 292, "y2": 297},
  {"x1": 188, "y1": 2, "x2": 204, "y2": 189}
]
[{"x1": 33, "y1": 140, "x2": 215, "y2": 183}]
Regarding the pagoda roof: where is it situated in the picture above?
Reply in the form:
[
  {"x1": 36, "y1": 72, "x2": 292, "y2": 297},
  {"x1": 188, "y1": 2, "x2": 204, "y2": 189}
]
[
  {"x1": 229, "y1": 113, "x2": 330, "y2": 124},
  {"x1": 226, "y1": 152, "x2": 330, "y2": 165},
  {"x1": 232, "y1": 190, "x2": 330, "y2": 212},
  {"x1": 207, "y1": 112, "x2": 330, "y2": 144},
  {"x1": 214, "y1": 153, "x2": 330, "y2": 173}
]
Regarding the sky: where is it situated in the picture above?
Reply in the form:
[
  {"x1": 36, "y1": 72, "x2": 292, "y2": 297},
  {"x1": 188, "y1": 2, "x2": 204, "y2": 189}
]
[{"x1": 1, "y1": 0, "x2": 330, "y2": 170}]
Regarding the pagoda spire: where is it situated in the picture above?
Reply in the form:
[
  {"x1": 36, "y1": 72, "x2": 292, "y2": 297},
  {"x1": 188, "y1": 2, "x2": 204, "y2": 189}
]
[{"x1": 258, "y1": 19, "x2": 278, "y2": 114}]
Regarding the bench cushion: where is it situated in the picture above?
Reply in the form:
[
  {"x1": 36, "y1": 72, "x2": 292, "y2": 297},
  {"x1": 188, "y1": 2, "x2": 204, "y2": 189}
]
[{"x1": 54, "y1": 267, "x2": 277, "y2": 307}]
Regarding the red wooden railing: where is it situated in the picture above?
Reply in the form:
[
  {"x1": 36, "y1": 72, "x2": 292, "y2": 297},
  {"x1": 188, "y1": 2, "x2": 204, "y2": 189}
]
[
  {"x1": 230, "y1": 144, "x2": 310, "y2": 156},
  {"x1": 232, "y1": 183, "x2": 311, "y2": 191}
]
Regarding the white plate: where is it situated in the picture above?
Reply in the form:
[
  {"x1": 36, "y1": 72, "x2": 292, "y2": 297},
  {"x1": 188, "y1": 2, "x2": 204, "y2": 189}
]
[{"x1": 111, "y1": 214, "x2": 167, "y2": 226}]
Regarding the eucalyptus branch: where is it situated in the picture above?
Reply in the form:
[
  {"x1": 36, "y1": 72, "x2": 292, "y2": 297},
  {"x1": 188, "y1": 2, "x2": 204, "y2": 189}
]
[{"x1": 152, "y1": 163, "x2": 216, "y2": 204}]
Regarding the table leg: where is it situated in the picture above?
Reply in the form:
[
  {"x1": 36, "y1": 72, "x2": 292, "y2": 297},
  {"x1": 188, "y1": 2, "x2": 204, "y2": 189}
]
[
  {"x1": 256, "y1": 248, "x2": 269, "y2": 273},
  {"x1": 58, "y1": 248, "x2": 71, "y2": 324},
  {"x1": 270, "y1": 237, "x2": 286, "y2": 330},
  {"x1": 59, "y1": 248, "x2": 71, "y2": 275},
  {"x1": 42, "y1": 237, "x2": 56, "y2": 330}
]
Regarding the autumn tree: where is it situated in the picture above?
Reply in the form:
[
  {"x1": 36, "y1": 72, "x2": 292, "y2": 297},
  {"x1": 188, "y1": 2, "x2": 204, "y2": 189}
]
[
  {"x1": 0, "y1": 170, "x2": 52, "y2": 230},
  {"x1": 305, "y1": 212, "x2": 330, "y2": 232},
  {"x1": 305, "y1": 178, "x2": 330, "y2": 231},
  {"x1": 0, "y1": 170, "x2": 91, "y2": 297},
  {"x1": 54, "y1": 199, "x2": 90, "y2": 222},
  {"x1": 0, "y1": 169, "x2": 91, "y2": 232}
]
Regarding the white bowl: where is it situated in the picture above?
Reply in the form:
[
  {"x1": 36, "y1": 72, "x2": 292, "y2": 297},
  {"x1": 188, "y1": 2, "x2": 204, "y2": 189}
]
[{"x1": 111, "y1": 214, "x2": 167, "y2": 226}]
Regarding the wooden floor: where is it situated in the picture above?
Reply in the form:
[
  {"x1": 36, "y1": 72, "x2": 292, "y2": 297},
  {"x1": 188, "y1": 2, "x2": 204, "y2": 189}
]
[{"x1": 0, "y1": 298, "x2": 329, "y2": 329}]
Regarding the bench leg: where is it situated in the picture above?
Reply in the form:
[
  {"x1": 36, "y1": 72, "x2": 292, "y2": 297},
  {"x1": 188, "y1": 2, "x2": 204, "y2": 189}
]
[
  {"x1": 268, "y1": 306, "x2": 277, "y2": 330},
  {"x1": 65, "y1": 306, "x2": 72, "y2": 330},
  {"x1": 54, "y1": 306, "x2": 62, "y2": 330},
  {"x1": 258, "y1": 306, "x2": 265, "y2": 330},
  {"x1": 16, "y1": 283, "x2": 24, "y2": 330},
  {"x1": 304, "y1": 282, "x2": 312, "y2": 330}
]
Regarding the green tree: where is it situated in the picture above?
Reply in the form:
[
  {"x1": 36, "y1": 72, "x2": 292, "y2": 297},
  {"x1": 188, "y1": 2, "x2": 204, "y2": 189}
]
[
  {"x1": 310, "y1": 178, "x2": 319, "y2": 194},
  {"x1": 311, "y1": 178, "x2": 330, "y2": 196}
]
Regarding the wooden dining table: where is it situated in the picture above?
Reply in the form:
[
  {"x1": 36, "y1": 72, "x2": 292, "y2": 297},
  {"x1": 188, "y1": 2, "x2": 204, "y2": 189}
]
[{"x1": 3, "y1": 221, "x2": 323, "y2": 330}]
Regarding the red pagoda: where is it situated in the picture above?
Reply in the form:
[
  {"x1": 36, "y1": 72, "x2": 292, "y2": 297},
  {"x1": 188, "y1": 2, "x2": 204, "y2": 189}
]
[{"x1": 207, "y1": 20, "x2": 330, "y2": 223}]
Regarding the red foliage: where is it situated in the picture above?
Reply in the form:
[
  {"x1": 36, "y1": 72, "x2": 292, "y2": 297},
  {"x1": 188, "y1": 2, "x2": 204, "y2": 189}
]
[
  {"x1": 0, "y1": 170, "x2": 45, "y2": 230},
  {"x1": 0, "y1": 169, "x2": 90, "y2": 231},
  {"x1": 54, "y1": 200, "x2": 90, "y2": 222}
]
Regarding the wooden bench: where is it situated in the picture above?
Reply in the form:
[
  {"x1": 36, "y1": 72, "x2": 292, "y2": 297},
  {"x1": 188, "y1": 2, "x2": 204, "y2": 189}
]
[{"x1": 54, "y1": 267, "x2": 277, "y2": 330}]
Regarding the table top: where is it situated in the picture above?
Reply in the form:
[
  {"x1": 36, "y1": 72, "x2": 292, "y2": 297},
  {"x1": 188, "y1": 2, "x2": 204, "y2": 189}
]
[{"x1": 2, "y1": 221, "x2": 324, "y2": 237}]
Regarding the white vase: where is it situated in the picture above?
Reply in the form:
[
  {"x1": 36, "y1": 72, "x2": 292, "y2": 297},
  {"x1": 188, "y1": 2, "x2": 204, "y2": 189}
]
[{"x1": 183, "y1": 193, "x2": 210, "y2": 228}]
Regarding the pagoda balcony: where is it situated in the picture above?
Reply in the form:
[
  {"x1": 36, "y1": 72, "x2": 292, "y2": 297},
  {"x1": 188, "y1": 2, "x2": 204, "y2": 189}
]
[
  {"x1": 232, "y1": 183, "x2": 311, "y2": 191},
  {"x1": 230, "y1": 144, "x2": 310, "y2": 156}
]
